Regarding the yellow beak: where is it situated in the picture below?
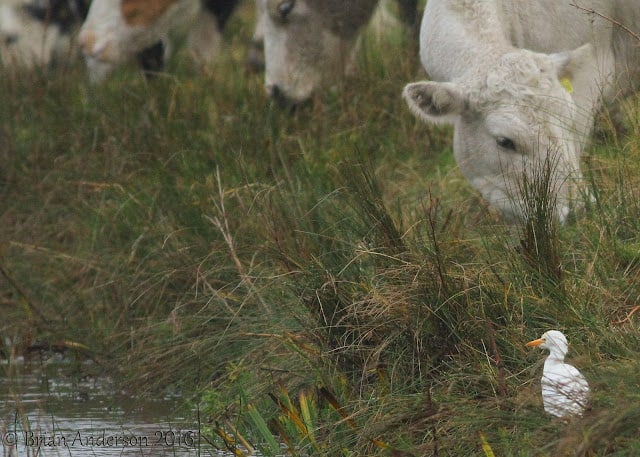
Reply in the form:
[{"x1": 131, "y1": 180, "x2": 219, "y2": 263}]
[{"x1": 526, "y1": 338, "x2": 544, "y2": 348}]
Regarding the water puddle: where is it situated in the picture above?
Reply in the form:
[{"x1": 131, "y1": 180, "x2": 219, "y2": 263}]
[{"x1": 0, "y1": 354, "x2": 210, "y2": 456}]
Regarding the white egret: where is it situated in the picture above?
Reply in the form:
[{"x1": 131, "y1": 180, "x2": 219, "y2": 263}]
[{"x1": 526, "y1": 330, "x2": 590, "y2": 418}]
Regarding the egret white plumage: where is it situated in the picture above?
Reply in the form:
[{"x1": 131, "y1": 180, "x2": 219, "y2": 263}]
[{"x1": 526, "y1": 330, "x2": 590, "y2": 418}]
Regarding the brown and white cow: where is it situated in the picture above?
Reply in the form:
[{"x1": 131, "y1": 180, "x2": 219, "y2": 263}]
[
  {"x1": 78, "y1": 0, "x2": 239, "y2": 82},
  {"x1": 258, "y1": 0, "x2": 418, "y2": 104}
]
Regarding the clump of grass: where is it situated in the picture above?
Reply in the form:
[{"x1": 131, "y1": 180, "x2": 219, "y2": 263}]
[{"x1": 516, "y1": 153, "x2": 563, "y2": 286}]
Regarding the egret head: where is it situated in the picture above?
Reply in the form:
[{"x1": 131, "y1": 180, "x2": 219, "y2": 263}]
[{"x1": 526, "y1": 330, "x2": 569, "y2": 357}]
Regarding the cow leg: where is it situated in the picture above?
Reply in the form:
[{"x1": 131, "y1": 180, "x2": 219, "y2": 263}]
[
  {"x1": 396, "y1": 0, "x2": 418, "y2": 29},
  {"x1": 246, "y1": 0, "x2": 265, "y2": 73},
  {"x1": 186, "y1": 0, "x2": 240, "y2": 66},
  {"x1": 187, "y1": 7, "x2": 222, "y2": 64},
  {"x1": 201, "y1": 0, "x2": 238, "y2": 29}
]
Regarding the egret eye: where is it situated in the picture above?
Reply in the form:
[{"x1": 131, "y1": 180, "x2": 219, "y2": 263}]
[
  {"x1": 496, "y1": 136, "x2": 516, "y2": 151},
  {"x1": 278, "y1": 0, "x2": 295, "y2": 20}
]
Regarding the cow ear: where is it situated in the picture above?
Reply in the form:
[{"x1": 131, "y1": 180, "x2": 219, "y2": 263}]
[
  {"x1": 550, "y1": 43, "x2": 595, "y2": 88},
  {"x1": 403, "y1": 81, "x2": 466, "y2": 125}
]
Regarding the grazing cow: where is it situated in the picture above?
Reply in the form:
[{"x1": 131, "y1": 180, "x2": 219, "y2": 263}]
[
  {"x1": 0, "y1": 0, "x2": 88, "y2": 69},
  {"x1": 78, "y1": 0, "x2": 240, "y2": 82},
  {"x1": 403, "y1": 0, "x2": 640, "y2": 223},
  {"x1": 259, "y1": 0, "x2": 418, "y2": 104}
]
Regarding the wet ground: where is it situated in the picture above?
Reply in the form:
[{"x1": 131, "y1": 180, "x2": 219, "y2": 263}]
[{"x1": 0, "y1": 353, "x2": 207, "y2": 456}]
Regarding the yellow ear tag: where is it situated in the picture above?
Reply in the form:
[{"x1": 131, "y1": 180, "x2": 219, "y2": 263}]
[{"x1": 560, "y1": 77, "x2": 574, "y2": 94}]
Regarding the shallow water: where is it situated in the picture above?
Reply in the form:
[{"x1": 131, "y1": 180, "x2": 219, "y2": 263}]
[{"x1": 0, "y1": 354, "x2": 213, "y2": 457}]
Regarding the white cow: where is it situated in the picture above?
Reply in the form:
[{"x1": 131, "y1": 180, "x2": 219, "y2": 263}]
[
  {"x1": 403, "y1": 0, "x2": 640, "y2": 223},
  {"x1": 0, "y1": 0, "x2": 88, "y2": 69},
  {"x1": 259, "y1": 0, "x2": 417, "y2": 104},
  {"x1": 78, "y1": 0, "x2": 239, "y2": 82}
]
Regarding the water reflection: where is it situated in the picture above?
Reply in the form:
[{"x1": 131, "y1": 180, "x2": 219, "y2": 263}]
[{"x1": 0, "y1": 355, "x2": 206, "y2": 456}]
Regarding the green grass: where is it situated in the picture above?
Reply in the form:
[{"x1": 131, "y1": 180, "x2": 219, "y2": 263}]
[{"x1": 2, "y1": 4, "x2": 640, "y2": 456}]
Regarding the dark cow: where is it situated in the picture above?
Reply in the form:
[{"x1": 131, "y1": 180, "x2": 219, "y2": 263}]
[{"x1": 0, "y1": 0, "x2": 88, "y2": 68}]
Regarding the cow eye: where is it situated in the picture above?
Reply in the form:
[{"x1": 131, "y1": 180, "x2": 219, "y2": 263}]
[
  {"x1": 496, "y1": 136, "x2": 516, "y2": 151},
  {"x1": 278, "y1": 0, "x2": 295, "y2": 20}
]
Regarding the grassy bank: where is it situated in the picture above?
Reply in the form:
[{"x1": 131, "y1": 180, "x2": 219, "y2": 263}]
[{"x1": 2, "y1": 3, "x2": 640, "y2": 456}]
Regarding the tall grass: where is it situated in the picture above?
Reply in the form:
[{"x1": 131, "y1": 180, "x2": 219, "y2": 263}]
[{"x1": 2, "y1": 3, "x2": 640, "y2": 455}]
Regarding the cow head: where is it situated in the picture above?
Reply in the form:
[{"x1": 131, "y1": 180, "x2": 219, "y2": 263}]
[
  {"x1": 403, "y1": 45, "x2": 596, "y2": 224},
  {"x1": 78, "y1": 0, "x2": 201, "y2": 82},
  {"x1": 261, "y1": 0, "x2": 379, "y2": 105}
]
